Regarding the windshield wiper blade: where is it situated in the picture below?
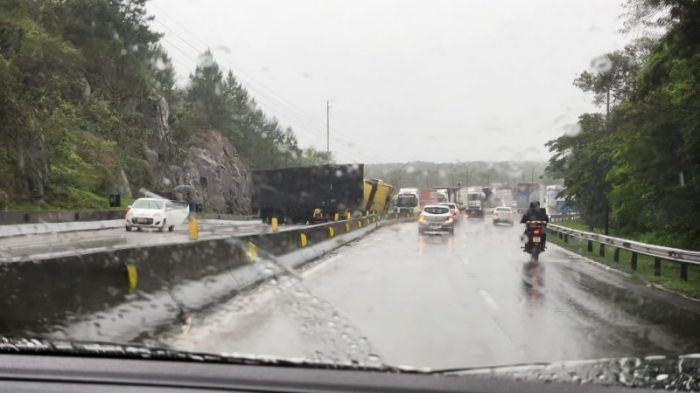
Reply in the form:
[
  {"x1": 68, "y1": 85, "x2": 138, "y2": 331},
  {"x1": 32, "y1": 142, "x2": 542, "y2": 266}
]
[
  {"x1": 428, "y1": 361, "x2": 552, "y2": 375},
  {"x1": 0, "y1": 336, "x2": 420, "y2": 374}
]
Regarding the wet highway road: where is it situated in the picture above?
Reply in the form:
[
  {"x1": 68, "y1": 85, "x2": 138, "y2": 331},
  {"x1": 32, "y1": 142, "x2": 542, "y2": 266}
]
[
  {"x1": 156, "y1": 219, "x2": 700, "y2": 369},
  {"x1": 0, "y1": 219, "x2": 303, "y2": 262}
]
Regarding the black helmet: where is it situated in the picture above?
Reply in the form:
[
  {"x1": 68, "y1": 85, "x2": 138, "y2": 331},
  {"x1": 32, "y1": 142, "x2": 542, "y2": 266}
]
[{"x1": 529, "y1": 202, "x2": 537, "y2": 209}]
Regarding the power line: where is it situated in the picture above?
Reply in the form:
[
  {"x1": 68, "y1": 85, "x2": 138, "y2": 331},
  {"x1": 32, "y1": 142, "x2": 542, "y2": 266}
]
[
  {"x1": 152, "y1": 9, "x2": 371, "y2": 157},
  {"x1": 149, "y1": 5, "x2": 384, "y2": 164}
]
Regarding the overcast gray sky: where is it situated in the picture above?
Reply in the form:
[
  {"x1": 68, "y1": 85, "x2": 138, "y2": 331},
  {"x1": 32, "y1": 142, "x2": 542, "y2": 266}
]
[{"x1": 147, "y1": 0, "x2": 629, "y2": 164}]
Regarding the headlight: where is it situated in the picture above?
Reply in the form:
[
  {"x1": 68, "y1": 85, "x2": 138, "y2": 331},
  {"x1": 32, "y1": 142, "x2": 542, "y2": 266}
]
[{"x1": 154, "y1": 213, "x2": 164, "y2": 220}]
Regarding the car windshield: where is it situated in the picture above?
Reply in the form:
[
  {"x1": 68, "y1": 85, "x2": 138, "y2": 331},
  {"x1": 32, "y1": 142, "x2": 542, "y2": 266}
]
[
  {"x1": 424, "y1": 207, "x2": 450, "y2": 214},
  {"x1": 2, "y1": 0, "x2": 700, "y2": 390},
  {"x1": 132, "y1": 200, "x2": 164, "y2": 210}
]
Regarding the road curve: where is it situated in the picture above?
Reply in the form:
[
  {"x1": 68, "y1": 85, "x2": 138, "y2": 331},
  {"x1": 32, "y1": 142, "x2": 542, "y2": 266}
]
[{"x1": 156, "y1": 220, "x2": 700, "y2": 369}]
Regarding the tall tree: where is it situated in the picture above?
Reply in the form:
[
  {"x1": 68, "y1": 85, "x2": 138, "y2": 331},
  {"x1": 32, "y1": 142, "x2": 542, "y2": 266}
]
[
  {"x1": 573, "y1": 39, "x2": 651, "y2": 116},
  {"x1": 546, "y1": 114, "x2": 612, "y2": 232}
]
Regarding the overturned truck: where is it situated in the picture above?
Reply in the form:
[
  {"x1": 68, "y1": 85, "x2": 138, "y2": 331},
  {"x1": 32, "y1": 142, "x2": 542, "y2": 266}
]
[{"x1": 252, "y1": 164, "x2": 393, "y2": 224}]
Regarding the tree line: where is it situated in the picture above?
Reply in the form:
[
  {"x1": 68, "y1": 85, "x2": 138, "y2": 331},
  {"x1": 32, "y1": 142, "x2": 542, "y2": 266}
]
[
  {"x1": 546, "y1": 0, "x2": 700, "y2": 249},
  {"x1": 0, "y1": 0, "x2": 330, "y2": 210},
  {"x1": 366, "y1": 161, "x2": 555, "y2": 191}
]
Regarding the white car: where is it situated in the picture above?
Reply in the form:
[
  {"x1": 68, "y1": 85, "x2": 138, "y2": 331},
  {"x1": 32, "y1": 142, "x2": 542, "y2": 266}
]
[
  {"x1": 492, "y1": 206, "x2": 515, "y2": 225},
  {"x1": 418, "y1": 205, "x2": 455, "y2": 235},
  {"x1": 125, "y1": 198, "x2": 190, "y2": 232}
]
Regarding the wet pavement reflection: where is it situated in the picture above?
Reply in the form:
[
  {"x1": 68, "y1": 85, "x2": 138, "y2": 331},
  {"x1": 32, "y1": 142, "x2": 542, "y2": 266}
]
[{"x1": 5, "y1": 218, "x2": 700, "y2": 370}]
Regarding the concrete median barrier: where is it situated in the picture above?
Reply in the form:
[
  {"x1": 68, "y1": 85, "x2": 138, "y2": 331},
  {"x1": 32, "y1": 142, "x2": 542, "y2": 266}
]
[{"x1": 0, "y1": 213, "x2": 412, "y2": 340}]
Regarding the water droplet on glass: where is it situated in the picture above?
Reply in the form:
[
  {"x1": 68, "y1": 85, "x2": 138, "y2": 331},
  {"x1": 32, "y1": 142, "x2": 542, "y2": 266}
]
[
  {"x1": 591, "y1": 55, "x2": 612, "y2": 73},
  {"x1": 563, "y1": 123, "x2": 582, "y2": 137},
  {"x1": 366, "y1": 353, "x2": 382, "y2": 365}
]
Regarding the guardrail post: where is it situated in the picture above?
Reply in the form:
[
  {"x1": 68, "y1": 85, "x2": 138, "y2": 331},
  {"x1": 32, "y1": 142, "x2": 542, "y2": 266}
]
[
  {"x1": 564, "y1": 234, "x2": 568, "y2": 243},
  {"x1": 631, "y1": 252, "x2": 638, "y2": 271},
  {"x1": 587, "y1": 240, "x2": 593, "y2": 252},
  {"x1": 613, "y1": 248, "x2": 620, "y2": 263},
  {"x1": 654, "y1": 257, "x2": 661, "y2": 276},
  {"x1": 188, "y1": 217, "x2": 199, "y2": 241},
  {"x1": 599, "y1": 243, "x2": 605, "y2": 257},
  {"x1": 681, "y1": 263, "x2": 688, "y2": 281}
]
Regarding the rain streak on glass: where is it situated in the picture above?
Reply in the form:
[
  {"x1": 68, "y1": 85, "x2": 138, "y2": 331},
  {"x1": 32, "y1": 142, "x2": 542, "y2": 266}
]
[{"x1": 1, "y1": 0, "x2": 699, "y2": 390}]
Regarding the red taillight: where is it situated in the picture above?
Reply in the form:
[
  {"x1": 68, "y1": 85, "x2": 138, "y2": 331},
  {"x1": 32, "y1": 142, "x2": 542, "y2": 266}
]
[{"x1": 532, "y1": 228, "x2": 541, "y2": 236}]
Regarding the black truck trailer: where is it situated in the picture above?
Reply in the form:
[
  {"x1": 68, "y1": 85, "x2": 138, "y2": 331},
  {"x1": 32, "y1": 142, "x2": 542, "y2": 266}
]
[{"x1": 252, "y1": 164, "x2": 365, "y2": 223}]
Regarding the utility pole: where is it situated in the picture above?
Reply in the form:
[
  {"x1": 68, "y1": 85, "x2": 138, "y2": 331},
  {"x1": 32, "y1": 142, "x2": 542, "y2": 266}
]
[{"x1": 326, "y1": 100, "x2": 330, "y2": 153}]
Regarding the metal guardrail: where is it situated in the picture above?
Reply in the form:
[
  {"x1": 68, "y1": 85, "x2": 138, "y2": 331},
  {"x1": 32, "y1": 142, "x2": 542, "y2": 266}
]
[
  {"x1": 547, "y1": 216, "x2": 699, "y2": 281},
  {"x1": 0, "y1": 210, "x2": 127, "y2": 225},
  {"x1": 548, "y1": 214, "x2": 581, "y2": 223}
]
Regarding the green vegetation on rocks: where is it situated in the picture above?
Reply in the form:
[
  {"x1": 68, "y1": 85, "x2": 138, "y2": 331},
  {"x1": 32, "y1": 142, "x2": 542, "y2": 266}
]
[{"x1": 0, "y1": 0, "x2": 330, "y2": 212}]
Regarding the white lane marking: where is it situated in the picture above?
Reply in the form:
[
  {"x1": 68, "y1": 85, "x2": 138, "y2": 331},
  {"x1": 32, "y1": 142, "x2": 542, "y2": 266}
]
[
  {"x1": 302, "y1": 253, "x2": 345, "y2": 278},
  {"x1": 478, "y1": 289, "x2": 501, "y2": 312}
]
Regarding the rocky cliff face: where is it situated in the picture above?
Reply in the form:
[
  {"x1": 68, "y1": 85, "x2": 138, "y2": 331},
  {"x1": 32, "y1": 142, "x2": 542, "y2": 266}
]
[
  {"x1": 148, "y1": 97, "x2": 251, "y2": 214},
  {"x1": 173, "y1": 130, "x2": 251, "y2": 214}
]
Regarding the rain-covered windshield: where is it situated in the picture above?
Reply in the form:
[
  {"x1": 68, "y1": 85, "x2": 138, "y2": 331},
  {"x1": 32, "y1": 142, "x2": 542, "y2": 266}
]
[{"x1": 1, "y1": 0, "x2": 700, "y2": 390}]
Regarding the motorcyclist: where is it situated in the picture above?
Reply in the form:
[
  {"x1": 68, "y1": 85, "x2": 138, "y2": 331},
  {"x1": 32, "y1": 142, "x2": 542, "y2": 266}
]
[
  {"x1": 520, "y1": 202, "x2": 539, "y2": 224},
  {"x1": 520, "y1": 201, "x2": 548, "y2": 250}
]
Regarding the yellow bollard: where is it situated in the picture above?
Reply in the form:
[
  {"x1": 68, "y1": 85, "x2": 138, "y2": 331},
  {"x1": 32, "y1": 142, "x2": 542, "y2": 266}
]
[
  {"x1": 247, "y1": 241, "x2": 258, "y2": 262},
  {"x1": 300, "y1": 233, "x2": 308, "y2": 247},
  {"x1": 334, "y1": 212, "x2": 339, "y2": 222},
  {"x1": 346, "y1": 212, "x2": 351, "y2": 220},
  {"x1": 328, "y1": 226, "x2": 335, "y2": 238},
  {"x1": 188, "y1": 217, "x2": 199, "y2": 241},
  {"x1": 126, "y1": 263, "x2": 138, "y2": 292},
  {"x1": 358, "y1": 220, "x2": 362, "y2": 228},
  {"x1": 345, "y1": 223, "x2": 350, "y2": 232},
  {"x1": 271, "y1": 217, "x2": 279, "y2": 232}
]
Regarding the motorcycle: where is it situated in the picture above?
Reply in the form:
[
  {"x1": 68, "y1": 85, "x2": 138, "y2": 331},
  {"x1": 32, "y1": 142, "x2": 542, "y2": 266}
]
[{"x1": 523, "y1": 220, "x2": 547, "y2": 262}]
